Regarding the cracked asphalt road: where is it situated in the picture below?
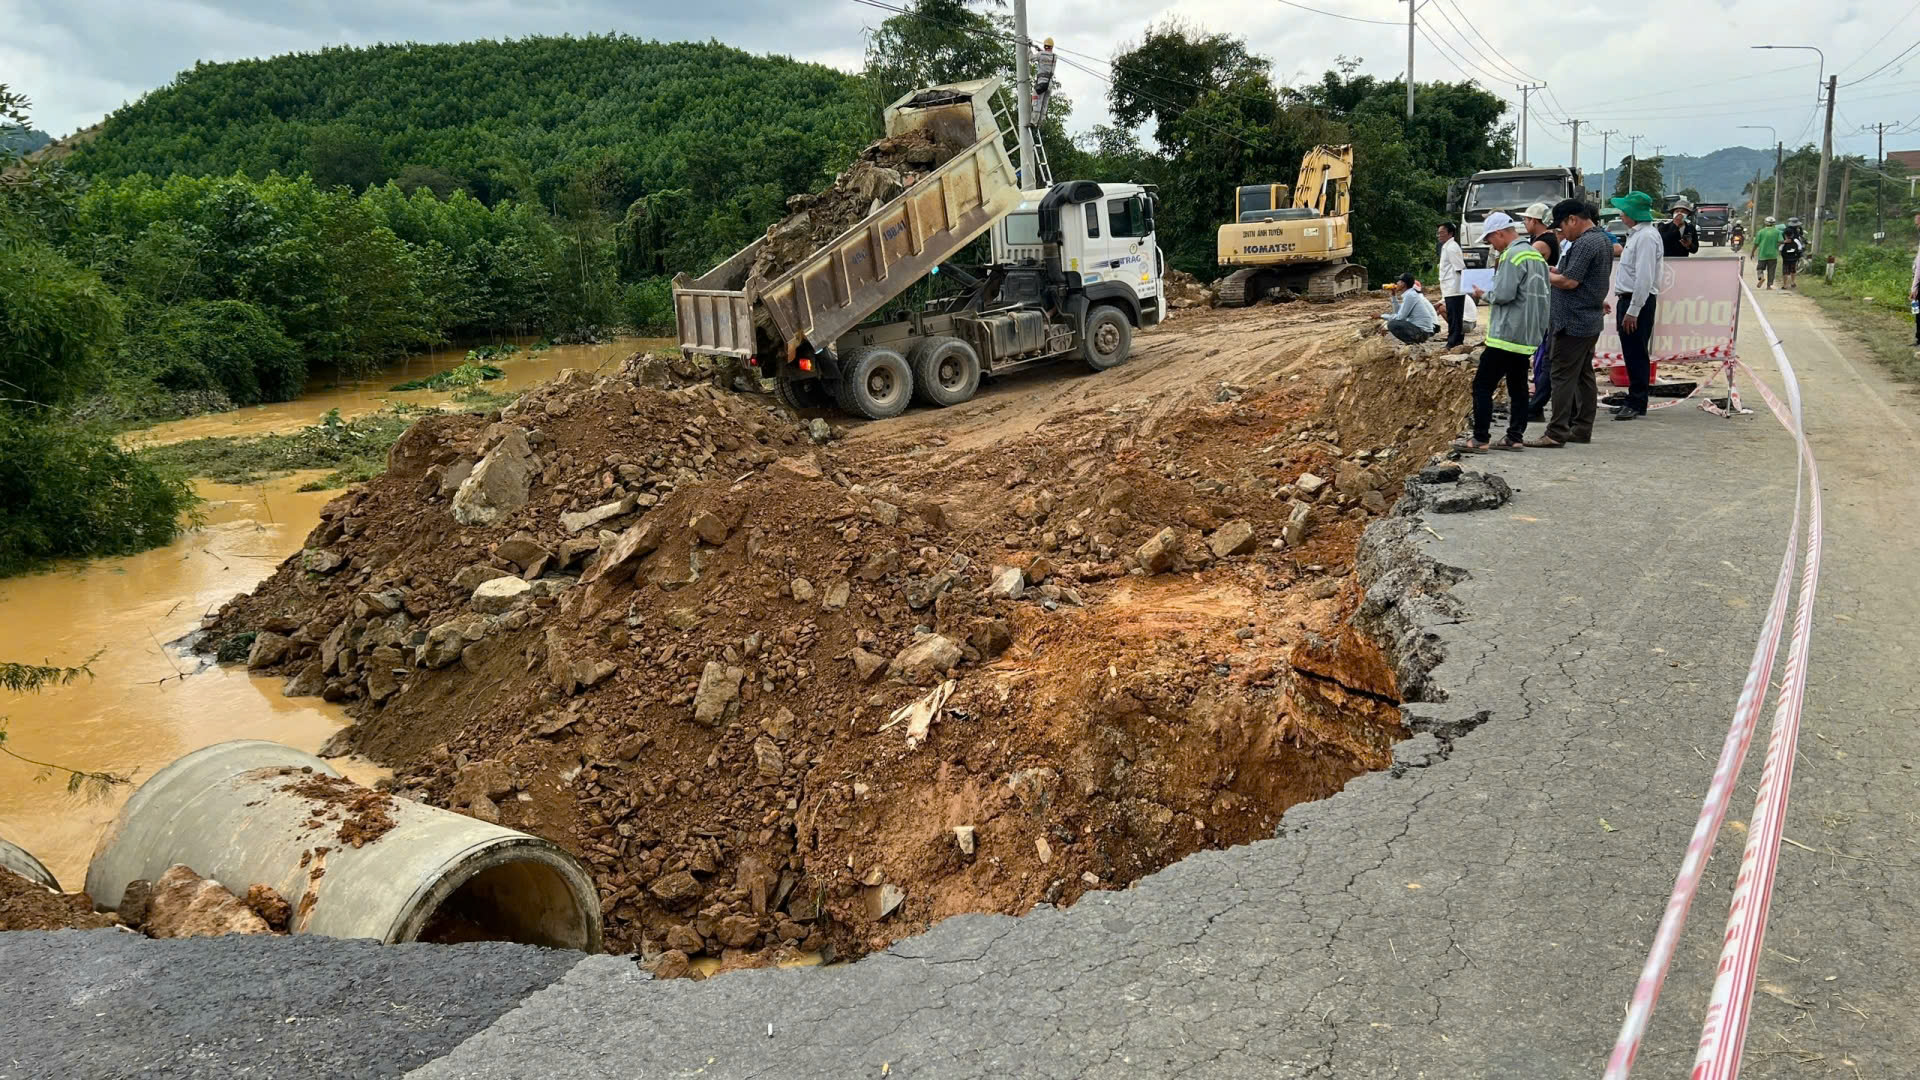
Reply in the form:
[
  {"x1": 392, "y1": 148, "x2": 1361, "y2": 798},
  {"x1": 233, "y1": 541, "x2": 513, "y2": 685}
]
[{"x1": 4, "y1": 268, "x2": 1915, "y2": 1078}]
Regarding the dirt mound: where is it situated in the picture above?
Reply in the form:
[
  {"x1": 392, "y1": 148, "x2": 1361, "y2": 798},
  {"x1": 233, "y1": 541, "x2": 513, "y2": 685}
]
[
  {"x1": 207, "y1": 307, "x2": 1466, "y2": 971},
  {"x1": 0, "y1": 867, "x2": 118, "y2": 931},
  {"x1": 748, "y1": 128, "x2": 959, "y2": 286}
]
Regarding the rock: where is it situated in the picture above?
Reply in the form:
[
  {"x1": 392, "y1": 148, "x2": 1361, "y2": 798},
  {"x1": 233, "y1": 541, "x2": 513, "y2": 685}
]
[
  {"x1": 649, "y1": 870, "x2": 703, "y2": 907},
  {"x1": 822, "y1": 581, "x2": 851, "y2": 610},
  {"x1": 1096, "y1": 481, "x2": 1136, "y2": 511},
  {"x1": 453, "y1": 427, "x2": 535, "y2": 527},
  {"x1": 561, "y1": 496, "x2": 637, "y2": 534},
  {"x1": 863, "y1": 883, "x2": 906, "y2": 921},
  {"x1": 715, "y1": 913, "x2": 761, "y2": 948},
  {"x1": 692, "y1": 661, "x2": 744, "y2": 726},
  {"x1": 555, "y1": 536, "x2": 601, "y2": 569},
  {"x1": 856, "y1": 548, "x2": 901, "y2": 581},
  {"x1": 316, "y1": 728, "x2": 355, "y2": 758},
  {"x1": 653, "y1": 950, "x2": 692, "y2": 979},
  {"x1": 968, "y1": 618, "x2": 1013, "y2": 658},
  {"x1": 870, "y1": 499, "x2": 900, "y2": 526},
  {"x1": 645, "y1": 547, "x2": 703, "y2": 591},
  {"x1": 142, "y1": 865, "x2": 272, "y2": 938},
  {"x1": 581, "y1": 518, "x2": 665, "y2": 585},
  {"x1": 987, "y1": 565, "x2": 1026, "y2": 600},
  {"x1": 451, "y1": 759, "x2": 514, "y2": 805},
  {"x1": 1283, "y1": 500, "x2": 1314, "y2": 547},
  {"x1": 470, "y1": 575, "x2": 533, "y2": 614},
  {"x1": 790, "y1": 577, "x2": 817, "y2": 603},
  {"x1": 495, "y1": 532, "x2": 551, "y2": 570},
  {"x1": 689, "y1": 510, "x2": 730, "y2": 545},
  {"x1": 952, "y1": 824, "x2": 976, "y2": 855},
  {"x1": 116, "y1": 878, "x2": 154, "y2": 926},
  {"x1": 1360, "y1": 489, "x2": 1389, "y2": 514},
  {"x1": 666, "y1": 923, "x2": 705, "y2": 954},
  {"x1": 1135, "y1": 527, "x2": 1182, "y2": 574},
  {"x1": 366, "y1": 645, "x2": 405, "y2": 702},
  {"x1": 246, "y1": 631, "x2": 293, "y2": 669},
  {"x1": 770, "y1": 455, "x2": 824, "y2": 482},
  {"x1": 1295, "y1": 472, "x2": 1329, "y2": 498},
  {"x1": 282, "y1": 663, "x2": 326, "y2": 698},
  {"x1": 1398, "y1": 469, "x2": 1513, "y2": 514},
  {"x1": 422, "y1": 614, "x2": 490, "y2": 668},
  {"x1": 1335, "y1": 465, "x2": 1380, "y2": 498},
  {"x1": 302, "y1": 548, "x2": 346, "y2": 575},
  {"x1": 244, "y1": 884, "x2": 292, "y2": 931},
  {"x1": 850, "y1": 648, "x2": 889, "y2": 682},
  {"x1": 665, "y1": 607, "x2": 702, "y2": 630},
  {"x1": 808, "y1": 418, "x2": 833, "y2": 443},
  {"x1": 752, "y1": 737, "x2": 785, "y2": 780},
  {"x1": 452, "y1": 563, "x2": 513, "y2": 592},
  {"x1": 1005, "y1": 767, "x2": 1059, "y2": 815},
  {"x1": 889, "y1": 634, "x2": 962, "y2": 683},
  {"x1": 1207, "y1": 520, "x2": 1257, "y2": 558},
  {"x1": 1415, "y1": 460, "x2": 1464, "y2": 484},
  {"x1": 761, "y1": 706, "x2": 797, "y2": 741},
  {"x1": 465, "y1": 795, "x2": 502, "y2": 824}
]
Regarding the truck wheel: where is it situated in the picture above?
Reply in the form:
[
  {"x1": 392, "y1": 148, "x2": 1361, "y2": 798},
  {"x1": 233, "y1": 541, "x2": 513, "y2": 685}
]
[
  {"x1": 774, "y1": 369, "x2": 830, "y2": 413},
  {"x1": 1080, "y1": 306, "x2": 1133, "y2": 372},
  {"x1": 907, "y1": 336, "x2": 981, "y2": 407},
  {"x1": 839, "y1": 345, "x2": 914, "y2": 419}
]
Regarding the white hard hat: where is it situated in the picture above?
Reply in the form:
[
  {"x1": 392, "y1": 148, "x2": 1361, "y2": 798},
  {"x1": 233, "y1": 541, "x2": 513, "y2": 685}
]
[
  {"x1": 1522, "y1": 201, "x2": 1551, "y2": 223},
  {"x1": 1481, "y1": 211, "x2": 1517, "y2": 233}
]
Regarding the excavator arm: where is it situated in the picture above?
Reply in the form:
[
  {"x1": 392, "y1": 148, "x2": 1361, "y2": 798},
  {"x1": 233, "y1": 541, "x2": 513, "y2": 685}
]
[{"x1": 1292, "y1": 144, "x2": 1354, "y2": 216}]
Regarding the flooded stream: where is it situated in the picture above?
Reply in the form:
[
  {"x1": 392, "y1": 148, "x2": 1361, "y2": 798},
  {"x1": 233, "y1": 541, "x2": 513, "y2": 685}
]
[{"x1": 124, "y1": 336, "x2": 666, "y2": 447}]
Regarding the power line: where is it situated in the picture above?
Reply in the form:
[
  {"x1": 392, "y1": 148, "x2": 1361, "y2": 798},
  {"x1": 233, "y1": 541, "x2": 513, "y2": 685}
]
[
  {"x1": 1269, "y1": 0, "x2": 1403, "y2": 27},
  {"x1": 1835, "y1": 0, "x2": 1920, "y2": 76},
  {"x1": 1843, "y1": 40, "x2": 1920, "y2": 87}
]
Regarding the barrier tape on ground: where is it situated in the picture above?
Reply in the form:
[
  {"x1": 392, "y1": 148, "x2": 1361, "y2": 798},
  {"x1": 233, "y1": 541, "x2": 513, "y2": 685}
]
[{"x1": 1601, "y1": 281, "x2": 1823, "y2": 1079}]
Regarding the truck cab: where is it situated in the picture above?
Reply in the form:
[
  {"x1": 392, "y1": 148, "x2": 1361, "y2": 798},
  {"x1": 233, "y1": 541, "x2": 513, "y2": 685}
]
[
  {"x1": 993, "y1": 183, "x2": 1164, "y2": 329},
  {"x1": 1694, "y1": 203, "x2": 1731, "y2": 245},
  {"x1": 1458, "y1": 166, "x2": 1582, "y2": 268}
]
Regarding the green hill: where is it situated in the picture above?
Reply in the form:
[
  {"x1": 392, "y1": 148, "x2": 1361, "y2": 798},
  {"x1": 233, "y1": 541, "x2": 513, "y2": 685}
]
[
  {"x1": 1600, "y1": 145, "x2": 1779, "y2": 205},
  {"x1": 68, "y1": 35, "x2": 873, "y2": 270}
]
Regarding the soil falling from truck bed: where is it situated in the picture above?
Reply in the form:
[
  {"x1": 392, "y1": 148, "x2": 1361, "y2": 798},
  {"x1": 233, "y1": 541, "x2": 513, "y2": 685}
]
[
  {"x1": 747, "y1": 129, "x2": 959, "y2": 287},
  {"x1": 208, "y1": 303, "x2": 1473, "y2": 972}
]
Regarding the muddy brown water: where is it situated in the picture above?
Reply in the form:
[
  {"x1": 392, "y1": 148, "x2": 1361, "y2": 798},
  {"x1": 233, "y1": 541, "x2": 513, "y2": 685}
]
[{"x1": 124, "y1": 337, "x2": 666, "y2": 448}]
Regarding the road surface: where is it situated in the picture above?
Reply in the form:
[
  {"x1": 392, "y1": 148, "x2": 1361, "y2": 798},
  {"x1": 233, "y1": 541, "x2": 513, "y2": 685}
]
[{"x1": 4, "y1": 262, "x2": 1916, "y2": 1079}]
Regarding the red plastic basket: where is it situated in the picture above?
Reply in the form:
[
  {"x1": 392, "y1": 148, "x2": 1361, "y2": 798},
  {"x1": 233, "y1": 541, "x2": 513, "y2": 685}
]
[{"x1": 1609, "y1": 359, "x2": 1658, "y2": 387}]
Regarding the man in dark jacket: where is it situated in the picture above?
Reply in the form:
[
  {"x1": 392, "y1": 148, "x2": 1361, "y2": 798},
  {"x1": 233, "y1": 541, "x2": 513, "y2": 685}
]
[{"x1": 1658, "y1": 199, "x2": 1698, "y2": 258}]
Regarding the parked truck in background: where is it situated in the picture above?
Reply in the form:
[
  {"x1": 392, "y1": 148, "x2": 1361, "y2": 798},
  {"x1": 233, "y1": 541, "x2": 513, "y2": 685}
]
[
  {"x1": 1694, "y1": 202, "x2": 1731, "y2": 246},
  {"x1": 672, "y1": 78, "x2": 1162, "y2": 420},
  {"x1": 1456, "y1": 166, "x2": 1583, "y2": 269}
]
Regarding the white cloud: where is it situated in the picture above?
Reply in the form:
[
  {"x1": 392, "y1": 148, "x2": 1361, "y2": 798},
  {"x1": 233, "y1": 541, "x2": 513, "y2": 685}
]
[{"x1": 4, "y1": 0, "x2": 1917, "y2": 166}]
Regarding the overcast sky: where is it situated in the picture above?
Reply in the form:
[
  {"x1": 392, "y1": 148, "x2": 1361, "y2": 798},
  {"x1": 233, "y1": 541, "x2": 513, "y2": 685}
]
[{"x1": 5, "y1": 0, "x2": 1918, "y2": 166}]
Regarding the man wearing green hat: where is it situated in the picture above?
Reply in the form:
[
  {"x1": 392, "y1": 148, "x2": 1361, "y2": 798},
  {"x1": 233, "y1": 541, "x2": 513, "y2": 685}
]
[{"x1": 1610, "y1": 190, "x2": 1663, "y2": 420}]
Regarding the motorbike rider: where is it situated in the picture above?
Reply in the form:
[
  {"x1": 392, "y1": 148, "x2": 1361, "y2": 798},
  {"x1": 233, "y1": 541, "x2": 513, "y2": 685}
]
[{"x1": 1731, "y1": 219, "x2": 1745, "y2": 251}]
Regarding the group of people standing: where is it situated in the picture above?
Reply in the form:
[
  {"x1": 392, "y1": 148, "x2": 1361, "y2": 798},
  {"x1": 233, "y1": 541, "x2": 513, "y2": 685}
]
[
  {"x1": 1387, "y1": 191, "x2": 1674, "y2": 451},
  {"x1": 1746, "y1": 215, "x2": 1806, "y2": 290}
]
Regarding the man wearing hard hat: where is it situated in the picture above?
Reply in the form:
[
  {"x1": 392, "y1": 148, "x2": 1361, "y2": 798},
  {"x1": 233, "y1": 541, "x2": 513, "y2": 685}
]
[{"x1": 1032, "y1": 37, "x2": 1058, "y2": 123}]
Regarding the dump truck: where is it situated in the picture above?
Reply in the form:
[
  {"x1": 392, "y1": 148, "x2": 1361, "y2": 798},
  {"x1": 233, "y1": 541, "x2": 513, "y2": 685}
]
[
  {"x1": 1213, "y1": 144, "x2": 1367, "y2": 304},
  {"x1": 672, "y1": 78, "x2": 1164, "y2": 420},
  {"x1": 1694, "y1": 202, "x2": 1732, "y2": 246},
  {"x1": 1456, "y1": 165, "x2": 1583, "y2": 268}
]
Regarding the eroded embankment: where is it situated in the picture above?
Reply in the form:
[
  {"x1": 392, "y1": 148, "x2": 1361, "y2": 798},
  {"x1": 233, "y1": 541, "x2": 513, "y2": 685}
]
[{"x1": 204, "y1": 321, "x2": 1474, "y2": 973}]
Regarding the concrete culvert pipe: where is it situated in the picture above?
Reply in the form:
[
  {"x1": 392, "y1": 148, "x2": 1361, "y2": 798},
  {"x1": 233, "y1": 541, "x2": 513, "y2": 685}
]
[
  {"x1": 86, "y1": 740, "x2": 601, "y2": 951},
  {"x1": 1, "y1": 833, "x2": 62, "y2": 891}
]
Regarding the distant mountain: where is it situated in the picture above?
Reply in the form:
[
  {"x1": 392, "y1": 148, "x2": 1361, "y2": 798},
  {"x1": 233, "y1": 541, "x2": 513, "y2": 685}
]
[
  {"x1": 0, "y1": 126, "x2": 52, "y2": 155},
  {"x1": 1599, "y1": 145, "x2": 1779, "y2": 205}
]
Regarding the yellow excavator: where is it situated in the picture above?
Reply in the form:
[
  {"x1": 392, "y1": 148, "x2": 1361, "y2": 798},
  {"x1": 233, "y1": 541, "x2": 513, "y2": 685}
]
[{"x1": 1215, "y1": 144, "x2": 1367, "y2": 305}]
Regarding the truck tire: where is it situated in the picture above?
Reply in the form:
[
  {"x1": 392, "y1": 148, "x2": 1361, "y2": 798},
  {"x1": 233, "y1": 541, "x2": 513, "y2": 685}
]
[
  {"x1": 907, "y1": 336, "x2": 981, "y2": 407},
  {"x1": 1080, "y1": 305, "x2": 1133, "y2": 372},
  {"x1": 838, "y1": 345, "x2": 914, "y2": 419},
  {"x1": 774, "y1": 368, "x2": 830, "y2": 413}
]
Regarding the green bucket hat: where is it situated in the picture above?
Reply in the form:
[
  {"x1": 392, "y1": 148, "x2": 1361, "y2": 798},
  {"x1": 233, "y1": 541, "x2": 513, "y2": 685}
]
[{"x1": 1610, "y1": 190, "x2": 1656, "y2": 222}]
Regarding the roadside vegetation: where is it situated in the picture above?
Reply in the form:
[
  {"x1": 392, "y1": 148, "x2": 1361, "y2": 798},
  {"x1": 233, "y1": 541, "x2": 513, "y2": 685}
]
[
  {"x1": 1801, "y1": 241, "x2": 1920, "y2": 382},
  {"x1": 138, "y1": 406, "x2": 429, "y2": 489}
]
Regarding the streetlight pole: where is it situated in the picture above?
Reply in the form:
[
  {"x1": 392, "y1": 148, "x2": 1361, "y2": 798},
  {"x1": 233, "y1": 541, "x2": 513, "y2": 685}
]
[
  {"x1": 1403, "y1": 0, "x2": 1416, "y2": 120},
  {"x1": 1738, "y1": 124, "x2": 1777, "y2": 221},
  {"x1": 1752, "y1": 44, "x2": 1829, "y2": 249}
]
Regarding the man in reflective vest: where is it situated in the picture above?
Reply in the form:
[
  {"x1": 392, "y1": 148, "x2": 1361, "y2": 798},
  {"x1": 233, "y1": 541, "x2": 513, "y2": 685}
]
[{"x1": 1457, "y1": 211, "x2": 1549, "y2": 452}]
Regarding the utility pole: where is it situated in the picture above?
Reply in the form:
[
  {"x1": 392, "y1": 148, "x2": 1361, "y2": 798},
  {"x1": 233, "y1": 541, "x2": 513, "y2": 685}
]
[
  {"x1": 1599, "y1": 129, "x2": 1618, "y2": 197},
  {"x1": 1403, "y1": 0, "x2": 1416, "y2": 119},
  {"x1": 1812, "y1": 73, "x2": 1835, "y2": 253},
  {"x1": 1515, "y1": 83, "x2": 1545, "y2": 164},
  {"x1": 1012, "y1": 0, "x2": 1035, "y2": 188},
  {"x1": 1869, "y1": 120, "x2": 1891, "y2": 242},
  {"x1": 1773, "y1": 142, "x2": 1782, "y2": 221},
  {"x1": 1562, "y1": 118, "x2": 1582, "y2": 175},
  {"x1": 1835, "y1": 162, "x2": 1852, "y2": 252},
  {"x1": 1628, "y1": 134, "x2": 1644, "y2": 192}
]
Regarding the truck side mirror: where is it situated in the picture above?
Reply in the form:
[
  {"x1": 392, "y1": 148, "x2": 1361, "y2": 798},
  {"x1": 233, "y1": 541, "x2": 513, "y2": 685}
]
[{"x1": 1141, "y1": 197, "x2": 1156, "y2": 235}]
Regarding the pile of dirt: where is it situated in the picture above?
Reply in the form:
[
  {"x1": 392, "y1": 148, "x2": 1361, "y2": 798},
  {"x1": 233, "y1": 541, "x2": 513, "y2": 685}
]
[
  {"x1": 206, "y1": 307, "x2": 1468, "y2": 971},
  {"x1": 0, "y1": 867, "x2": 118, "y2": 931},
  {"x1": 1163, "y1": 269, "x2": 1216, "y2": 311},
  {"x1": 747, "y1": 128, "x2": 960, "y2": 286},
  {"x1": 281, "y1": 769, "x2": 399, "y2": 849}
]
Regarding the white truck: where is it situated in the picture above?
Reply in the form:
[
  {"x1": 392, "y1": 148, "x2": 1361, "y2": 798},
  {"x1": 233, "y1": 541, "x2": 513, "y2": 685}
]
[
  {"x1": 672, "y1": 78, "x2": 1163, "y2": 419},
  {"x1": 1456, "y1": 165, "x2": 1584, "y2": 269}
]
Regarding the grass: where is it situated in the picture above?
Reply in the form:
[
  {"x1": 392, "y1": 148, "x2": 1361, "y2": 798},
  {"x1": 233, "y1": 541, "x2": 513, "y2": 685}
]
[
  {"x1": 1798, "y1": 244, "x2": 1919, "y2": 382},
  {"x1": 389, "y1": 360, "x2": 505, "y2": 392},
  {"x1": 138, "y1": 406, "x2": 424, "y2": 489}
]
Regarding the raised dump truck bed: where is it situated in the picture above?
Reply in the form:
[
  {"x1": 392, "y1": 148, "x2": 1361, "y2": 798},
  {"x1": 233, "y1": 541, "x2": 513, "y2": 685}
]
[{"x1": 673, "y1": 79, "x2": 1022, "y2": 363}]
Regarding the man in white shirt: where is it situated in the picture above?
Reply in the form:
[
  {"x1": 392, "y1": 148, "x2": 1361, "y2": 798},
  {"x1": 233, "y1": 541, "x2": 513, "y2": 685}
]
[
  {"x1": 1610, "y1": 191, "x2": 1663, "y2": 420},
  {"x1": 1381, "y1": 273, "x2": 1439, "y2": 344},
  {"x1": 1438, "y1": 222, "x2": 1467, "y2": 347}
]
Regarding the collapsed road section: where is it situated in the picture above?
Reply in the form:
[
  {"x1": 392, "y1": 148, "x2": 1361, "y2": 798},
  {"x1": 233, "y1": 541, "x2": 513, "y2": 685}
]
[{"x1": 203, "y1": 298, "x2": 1476, "y2": 973}]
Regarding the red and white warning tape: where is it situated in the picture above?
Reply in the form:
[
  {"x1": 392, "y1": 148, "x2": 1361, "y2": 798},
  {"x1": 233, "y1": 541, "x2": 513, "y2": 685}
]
[{"x1": 1602, "y1": 281, "x2": 1823, "y2": 1079}]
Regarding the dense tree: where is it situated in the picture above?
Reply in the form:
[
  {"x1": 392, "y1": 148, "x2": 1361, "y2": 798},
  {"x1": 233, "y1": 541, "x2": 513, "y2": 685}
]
[{"x1": 1612, "y1": 155, "x2": 1667, "y2": 201}]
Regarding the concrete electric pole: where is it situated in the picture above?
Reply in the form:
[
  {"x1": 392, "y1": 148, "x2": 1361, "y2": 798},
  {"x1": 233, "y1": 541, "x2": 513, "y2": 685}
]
[
  {"x1": 1515, "y1": 83, "x2": 1545, "y2": 165},
  {"x1": 1813, "y1": 73, "x2": 1836, "y2": 253},
  {"x1": 1562, "y1": 118, "x2": 1582, "y2": 174},
  {"x1": 1599, "y1": 129, "x2": 1618, "y2": 197},
  {"x1": 1403, "y1": 0, "x2": 1416, "y2": 119},
  {"x1": 1012, "y1": 0, "x2": 1035, "y2": 188},
  {"x1": 1868, "y1": 120, "x2": 1893, "y2": 242},
  {"x1": 1628, "y1": 134, "x2": 1644, "y2": 192}
]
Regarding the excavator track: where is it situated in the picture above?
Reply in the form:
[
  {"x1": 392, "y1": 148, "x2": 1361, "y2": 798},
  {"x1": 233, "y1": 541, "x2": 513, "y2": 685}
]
[
  {"x1": 1214, "y1": 268, "x2": 1259, "y2": 307},
  {"x1": 1304, "y1": 261, "x2": 1368, "y2": 300}
]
